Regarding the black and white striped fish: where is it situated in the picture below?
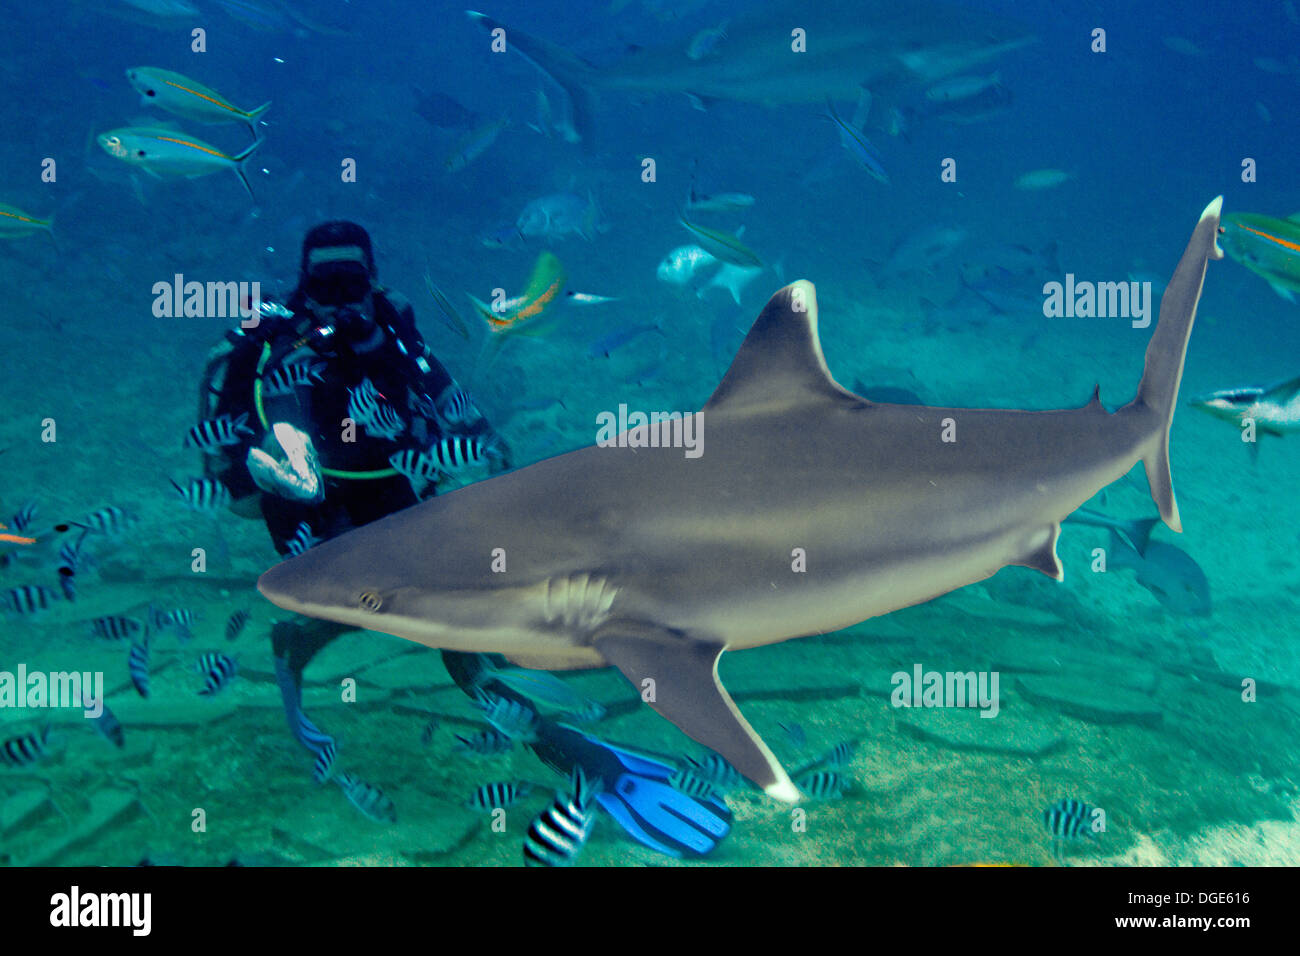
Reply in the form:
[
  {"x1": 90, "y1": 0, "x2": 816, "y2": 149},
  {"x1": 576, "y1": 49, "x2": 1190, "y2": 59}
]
[
  {"x1": 74, "y1": 505, "x2": 136, "y2": 536},
  {"x1": 473, "y1": 689, "x2": 540, "y2": 742},
  {"x1": 335, "y1": 772, "x2": 397, "y2": 823},
  {"x1": 453, "y1": 727, "x2": 515, "y2": 756},
  {"x1": 364, "y1": 403, "x2": 406, "y2": 441},
  {"x1": 85, "y1": 696, "x2": 125, "y2": 748},
  {"x1": 419, "y1": 714, "x2": 439, "y2": 746},
  {"x1": 128, "y1": 640, "x2": 151, "y2": 698},
  {"x1": 224, "y1": 608, "x2": 250, "y2": 642},
  {"x1": 157, "y1": 607, "x2": 198, "y2": 641},
  {"x1": 9, "y1": 501, "x2": 37, "y2": 533},
  {"x1": 90, "y1": 615, "x2": 142, "y2": 641},
  {"x1": 262, "y1": 361, "x2": 325, "y2": 397},
  {"x1": 669, "y1": 767, "x2": 722, "y2": 800},
  {"x1": 285, "y1": 522, "x2": 321, "y2": 557},
  {"x1": 3, "y1": 584, "x2": 57, "y2": 615},
  {"x1": 57, "y1": 566, "x2": 76, "y2": 602},
  {"x1": 436, "y1": 387, "x2": 476, "y2": 426},
  {"x1": 346, "y1": 378, "x2": 387, "y2": 429},
  {"x1": 170, "y1": 477, "x2": 232, "y2": 513},
  {"x1": 295, "y1": 711, "x2": 338, "y2": 782},
  {"x1": 793, "y1": 770, "x2": 850, "y2": 800},
  {"x1": 467, "y1": 780, "x2": 533, "y2": 812},
  {"x1": 523, "y1": 768, "x2": 599, "y2": 867},
  {"x1": 196, "y1": 651, "x2": 238, "y2": 696},
  {"x1": 1043, "y1": 798, "x2": 1099, "y2": 842},
  {"x1": 0, "y1": 725, "x2": 50, "y2": 767},
  {"x1": 185, "y1": 412, "x2": 254, "y2": 452},
  {"x1": 816, "y1": 740, "x2": 856, "y2": 771},
  {"x1": 686, "y1": 753, "x2": 744, "y2": 791}
]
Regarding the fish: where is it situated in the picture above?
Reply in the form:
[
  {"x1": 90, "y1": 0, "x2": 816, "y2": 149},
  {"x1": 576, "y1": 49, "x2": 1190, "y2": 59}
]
[
  {"x1": 413, "y1": 88, "x2": 475, "y2": 129},
  {"x1": 878, "y1": 224, "x2": 968, "y2": 279},
  {"x1": 678, "y1": 216, "x2": 762, "y2": 268},
  {"x1": 85, "y1": 696, "x2": 125, "y2": 748},
  {"x1": 587, "y1": 323, "x2": 662, "y2": 359},
  {"x1": 1218, "y1": 212, "x2": 1300, "y2": 301},
  {"x1": 444, "y1": 116, "x2": 508, "y2": 173},
  {"x1": 685, "y1": 753, "x2": 744, "y2": 791},
  {"x1": 389, "y1": 435, "x2": 499, "y2": 486},
  {"x1": 1161, "y1": 36, "x2": 1202, "y2": 56},
  {"x1": 565, "y1": 291, "x2": 619, "y2": 305},
  {"x1": 207, "y1": 0, "x2": 296, "y2": 33},
  {"x1": 1043, "y1": 798, "x2": 1099, "y2": 843},
  {"x1": 0, "y1": 726, "x2": 51, "y2": 768},
  {"x1": 335, "y1": 772, "x2": 397, "y2": 823},
  {"x1": 925, "y1": 71, "x2": 1002, "y2": 103},
  {"x1": 196, "y1": 651, "x2": 238, "y2": 696},
  {"x1": 701, "y1": 262, "x2": 763, "y2": 306},
  {"x1": 468, "y1": 251, "x2": 568, "y2": 334},
  {"x1": 3, "y1": 584, "x2": 57, "y2": 615},
  {"x1": 526, "y1": 87, "x2": 580, "y2": 143},
  {"x1": 1105, "y1": 530, "x2": 1211, "y2": 617},
  {"x1": 1013, "y1": 168, "x2": 1074, "y2": 190},
  {"x1": 467, "y1": 780, "x2": 533, "y2": 811},
  {"x1": 125, "y1": 67, "x2": 270, "y2": 137},
  {"x1": 0, "y1": 522, "x2": 37, "y2": 556},
  {"x1": 473, "y1": 689, "x2": 540, "y2": 742},
  {"x1": 185, "y1": 412, "x2": 254, "y2": 453},
  {"x1": 311, "y1": 738, "x2": 337, "y2": 783},
  {"x1": 257, "y1": 198, "x2": 1225, "y2": 801},
  {"x1": 1065, "y1": 508, "x2": 1160, "y2": 557},
  {"x1": 792, "y1": 770, "x2": 849, "y2": 799},
  {"x1": 684, "y1": 189, "x2": 755, "y2": 214},
  {"x1": 657, "y1": 244, "x2": 718, "y2": 285},
  {"x1": 825, "y1": 97, "x2": 890, "y2": 184},
  {"x1": 523, "y1": 768, "x2": 599, "y2": 867},
  {"x1": 423, "y1": 275, "x2": 471, "y2": 340},
  {"x1": 668, "y1": 767, "x2": 722, "y2": 800},
  {"x1": 0, "y1": 203, "x2": 54, "y2": 240},
  {"x1": 1190, "y1": 375, "x2": 1300, "y2": 442},
  {"x1": 285, "y1": 522, "x2": 321, "y2": 557},
  {"x1": 9, "y1": 502, "x2": 37, "y2": 533},
  {"x1": 686, "y1": 20, "x2": 728, "y2": 60},
  {"x1": 224, "y1": 608, "x2": 251, "y2": 641},
  {"x1": 432, "y1": 387, "x2": 476, "y2": 426},
  {"x1": 472, "y1": 658, "x2": 606, "y2": 719},
  {"x1": 73, "y1": 505, "x2": 137, "y2": 537},
  {"x1": 910, "y1": 81, "x2": 1014, "y2": 127},
  {"x1": 91, "y1": 615, "x2": 143, "y2": 641},
  {"x1": 262, "y1": 361, "x2": 325, "y2": 396},
  {"x1": 57, "y1": 566, "x2": 77, "y2": 602},
  {"x1": 1252, "y1": 56, "x2": 1293, "y2": 75},
  {"x1": 478, "y1": 221, "x2": 525, "y2": 250},
  {"x1": 156, "y1": 606, "x2": 198, "y2": 639},
  {"x1": 171, "y1": 477, "x2": 232, "y2": 513},
  {"x1": 465, "y1": 5, "x2": 1035, "y2": 143},
  {"x1": 816, "y1": 740, "x2": 856, "y2": 770},
  {"x1": 1255, "y1": 101, "x2": 1272, "y2": 124},
  {"x1": 419, "y1": 714, "x2": 438, "y2": 745},
  {"x1": 96, "y1": 127, "x2": 262, "y2": 201},
  {"x1": 454, "y1": 728, "x2": 515, "y2": 756},
  {"x1": 128, "y1": 640, "x2": 151, "y2": 697},
  {"x1": 516, "y1": 192, "x2": 601, "y2": 242}
]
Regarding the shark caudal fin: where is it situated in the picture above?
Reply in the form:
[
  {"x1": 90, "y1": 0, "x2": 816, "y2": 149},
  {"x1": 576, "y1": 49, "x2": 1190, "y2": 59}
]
[
  {"x1": 1128, "y1": 196, "x2": 1224, "y2": 533},
  {"x1": 465, "y1": 11, "x2": 598, "y2": 145}
]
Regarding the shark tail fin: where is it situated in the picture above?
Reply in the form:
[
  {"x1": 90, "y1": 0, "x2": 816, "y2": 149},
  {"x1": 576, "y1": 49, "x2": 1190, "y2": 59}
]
[
  {"x1": 1129, "y1": 196, "x2": 1223, "y2": 533},
  {"x1": 465, "y1": 11, "x2": 597, "y2": 145}
]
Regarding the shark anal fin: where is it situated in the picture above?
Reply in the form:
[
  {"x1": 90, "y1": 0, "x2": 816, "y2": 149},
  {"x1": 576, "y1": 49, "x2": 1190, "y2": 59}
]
[
  {"x1": 596, "y1": 624, "x2": 801, "y2": 802},
  {"x1": 1017, "y1": 524, "x2": 1064, "y2": 580}
]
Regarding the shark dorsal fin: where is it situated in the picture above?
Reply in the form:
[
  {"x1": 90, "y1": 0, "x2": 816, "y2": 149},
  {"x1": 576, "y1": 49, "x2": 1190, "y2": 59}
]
[{"x1": 704, "y1": 280, "x2": 860, "y2": 413}]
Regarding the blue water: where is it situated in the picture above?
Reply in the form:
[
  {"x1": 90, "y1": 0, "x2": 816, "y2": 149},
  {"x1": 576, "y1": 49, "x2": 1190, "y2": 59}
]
[{"x1": 1, "y1": 0, "x2": 1298, "y2": 866}]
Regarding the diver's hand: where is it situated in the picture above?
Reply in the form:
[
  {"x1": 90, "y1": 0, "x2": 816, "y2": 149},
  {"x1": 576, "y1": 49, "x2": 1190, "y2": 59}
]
[{"x1": 246, "y1": 423, "x2": 325, "y2": 503}]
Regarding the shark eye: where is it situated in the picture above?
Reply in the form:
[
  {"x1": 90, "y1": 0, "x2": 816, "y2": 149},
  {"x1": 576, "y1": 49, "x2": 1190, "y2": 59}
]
[{"x1": 358, "y1": 590, "x2": 383, "y2": 612}]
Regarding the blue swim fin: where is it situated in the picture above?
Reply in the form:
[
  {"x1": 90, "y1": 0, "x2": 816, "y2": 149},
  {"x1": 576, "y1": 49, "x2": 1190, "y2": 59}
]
[{"x1": 531, "y1": 722, "x2": 732, "y2": 859}]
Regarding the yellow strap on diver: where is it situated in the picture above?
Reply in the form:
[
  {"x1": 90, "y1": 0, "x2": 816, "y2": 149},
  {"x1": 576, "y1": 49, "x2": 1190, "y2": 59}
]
[{"x1": 253, "y1": 341, "x2": 399, "y2": 481}]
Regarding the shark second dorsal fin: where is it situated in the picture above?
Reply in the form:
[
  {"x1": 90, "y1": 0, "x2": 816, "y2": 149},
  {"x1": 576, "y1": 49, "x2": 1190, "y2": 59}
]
[{"x1": 704, "y1": 280, "x2": 860, "y2": 413}]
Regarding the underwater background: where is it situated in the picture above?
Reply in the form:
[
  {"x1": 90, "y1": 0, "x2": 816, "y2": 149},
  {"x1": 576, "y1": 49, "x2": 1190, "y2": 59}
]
[{"x1": 1, "y1": 0, "x2": 1299, "y2": 867}]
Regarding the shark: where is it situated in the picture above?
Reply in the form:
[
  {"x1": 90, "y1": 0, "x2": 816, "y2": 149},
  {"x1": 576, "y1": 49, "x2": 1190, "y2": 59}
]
[
  {"x1": 465, "y1": 3, "x2": 1036, "y2": 142},
  {"x1": 258, "y1": 198, "x2": 1224, "y2": 802}
]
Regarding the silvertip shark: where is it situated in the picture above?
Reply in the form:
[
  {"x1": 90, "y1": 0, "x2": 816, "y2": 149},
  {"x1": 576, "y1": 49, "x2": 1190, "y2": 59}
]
[{"x1": 259, "y1": 197, "x2": 1224, "y2": 802}]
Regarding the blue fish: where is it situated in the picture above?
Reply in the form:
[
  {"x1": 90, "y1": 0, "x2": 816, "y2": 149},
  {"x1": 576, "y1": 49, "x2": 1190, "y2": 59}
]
[
  {"x1": 196, "y1": 651, "x2": 238, "y2": 696},
  {"x1": 825, "y1": 97, "x2": 889, "y2": 184},
  {"x1": 128, "y1": 640, "x2": 151, "y2": 698}
]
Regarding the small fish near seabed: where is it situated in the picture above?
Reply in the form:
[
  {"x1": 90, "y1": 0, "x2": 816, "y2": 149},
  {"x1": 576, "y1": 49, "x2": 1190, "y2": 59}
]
[
  {"x1": 126, "y1": 67, "x2": 270, "y2": 137},
  {"x1": 1043, "y1": 797, "x2": 1101, "y2": 863},
  {"x1": 1218, "y1": 211, "x2": 1300, "y2": 302},
  {"x1": 1190, "y1": 374, "x2": 1300, "y2": 457},
  {"x1": 257, "y1": 198, "x2": 1225, "y2": 802},
  {"x1": 97, "y1": 127, "x2": 262, "y2": 201}
]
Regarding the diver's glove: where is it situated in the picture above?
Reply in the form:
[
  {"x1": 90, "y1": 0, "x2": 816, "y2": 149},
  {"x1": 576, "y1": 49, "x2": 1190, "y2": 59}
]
[{"x1": 246, "y1": 422, "x2": 324, "y2": 504}]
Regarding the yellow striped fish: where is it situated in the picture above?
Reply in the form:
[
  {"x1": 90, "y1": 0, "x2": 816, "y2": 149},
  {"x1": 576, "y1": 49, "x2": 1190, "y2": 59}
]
[
  {"x1": 96, "y1": 127, "x2": 262, "y2": 201},
  {"x1": 126, "y1": 67, "x2": 271, "y2": 137},
  {"x1": 0, "y1": 203, "x2": 53, "y2": 240},
  {"x1": 467, "y1": 251, "x2": 568, "y2": 334},
  {"x1": 678, "y1": 215, "x2": 763, "y2": 268},
  {"x1": 1220, "y1": 212, "x2": 1300, "y2": 302}
]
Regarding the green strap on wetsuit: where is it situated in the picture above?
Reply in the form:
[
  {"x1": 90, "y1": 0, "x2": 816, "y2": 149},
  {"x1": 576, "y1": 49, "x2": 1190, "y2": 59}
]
[{"x1": 252, "y1": 342, "x2": 400, "y2": 481}]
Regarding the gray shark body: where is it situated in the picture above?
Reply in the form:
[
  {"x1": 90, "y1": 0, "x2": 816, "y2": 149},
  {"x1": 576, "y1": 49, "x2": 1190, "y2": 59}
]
[
  {"x1": 466, "y1": 4, "x2": 1035, "y2": 141},
  {"x1": 259, "y1": 199, "x2": 1224, "y2": 802}
]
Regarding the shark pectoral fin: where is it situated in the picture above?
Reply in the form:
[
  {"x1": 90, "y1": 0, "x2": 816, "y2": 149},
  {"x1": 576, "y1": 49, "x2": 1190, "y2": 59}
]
[
  {"x1": 597, "y1": 625, "x2": 801, "y2": 803},
  {"x1": 1016, "y1": 524, "x2": 1064, "y2": 580}
]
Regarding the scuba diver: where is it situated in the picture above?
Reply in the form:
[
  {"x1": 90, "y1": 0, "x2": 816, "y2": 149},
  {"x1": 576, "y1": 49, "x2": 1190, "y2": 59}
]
[{"x1": 197, "y1": 221, "x2": 732, "y2": 862}]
